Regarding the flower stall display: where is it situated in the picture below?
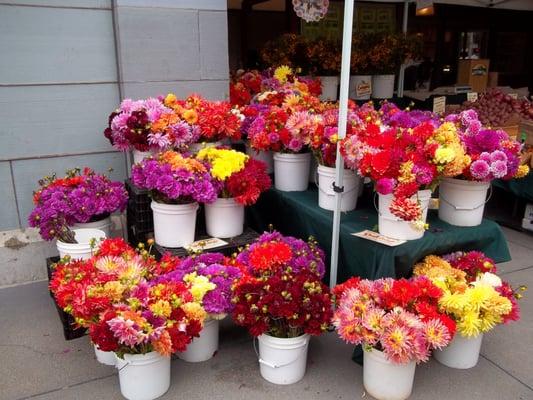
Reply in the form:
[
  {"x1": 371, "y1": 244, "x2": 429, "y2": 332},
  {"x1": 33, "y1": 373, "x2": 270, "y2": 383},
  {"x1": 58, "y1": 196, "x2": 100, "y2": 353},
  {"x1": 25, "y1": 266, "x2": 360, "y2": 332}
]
[
  {"x1": 312, "y1": 105, "x2": 362, "y2": 211},
  {"x1": 306, "y1": 38, "x2": 341, "y2": 101},
  {"x1": 28, "y1": 168, "x2": 126, "y2": 257},
  {"x1": 154, "y1": 253, "x2": 243, "y2": 362},
  {"x1": 233, "y1": 231, "x2": 332, "y2": 384},
  {"x1": 131, "y1": 151, "x2": 218, "y2": 247},
  {"x1": 104, "y1": 97, "x2": 173, "y2": 163},
  {"x1": 333, "y1": 276, "x2": 455, "y2": 400},
  {"x1": 196, "y1": 147, "x2": 271, "y2": 238},
  {"x1": 413, "y1": 251, "x2": 524, "y2": 369},
  {"x1": 439, "y1": 110, "x2": 530, "y2": 226},
  {"x1": 163, "y1": 93, "x2": 242, "y2": 152}
]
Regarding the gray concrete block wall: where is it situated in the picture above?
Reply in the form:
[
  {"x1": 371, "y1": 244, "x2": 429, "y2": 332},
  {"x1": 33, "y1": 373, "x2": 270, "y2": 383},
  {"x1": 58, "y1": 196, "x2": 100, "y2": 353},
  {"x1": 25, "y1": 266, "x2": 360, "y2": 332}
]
[{"x1": 0, "y1": 0, "x2": 230, "y2": 286}]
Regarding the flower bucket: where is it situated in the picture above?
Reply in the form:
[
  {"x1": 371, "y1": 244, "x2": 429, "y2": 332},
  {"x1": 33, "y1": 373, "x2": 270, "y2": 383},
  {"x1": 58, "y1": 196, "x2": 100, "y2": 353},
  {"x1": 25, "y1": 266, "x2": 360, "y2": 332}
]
[
  {"x1": 349, "y1": 75, "x2": 372, "y2": 100},
  {"x1": 378, "y1": 190, "x2": 431, "y2": 240},
  {"x1": 133, "y1": 150, "x2": 151, "y2": 164},
  {"x1": 116, "y1": 352, "x2": 170, "y2": 400},
  {"x1": 257, "y1": 333, "x2": 310, "y2": 385},
  {"x1": 363, "y1": 348, "x2": 416, "y2": 400},
  {"x1": 319, "y1": 76, "x2": 339, "y2": 101},
  {"x1": 273, "y1": 152, "x2": 311, "y2": 192},
  {"x1": 438, "y1": 178, "x2": 491, "y2": 227},
  {"x1": 151, "y1": 201, "x2": 198, "y2": 248},
  {"x1": 205, "y1": 198, "x2": 244, "y2": 238},
  {"x1": 178, "y1": 319, "x2": 219, "y2": 363},
  {"x1": 56, "y1": 228, "x2": 106, "y2": 259},
  {"x1": 317, "y1": 165, "x2": 361, "y2": 212},
  {"x1": 94, "y1": 344, "x2": 116, "y2": 366},
  {"x1": 245, "y1": 143, "x2": 273, "y2": 174},
  {"x1": 372, "y1": 74, "x2": 395, "y2": 99},
  {"x1": 73, "y1": 216, "x2": 112, "y2": 238},
  {"x1": 434, "y1": 333, "x2": 483, "y2": 369},
  {"x1": 188, "y1": 141, "x2": 222, "y2": 154}
]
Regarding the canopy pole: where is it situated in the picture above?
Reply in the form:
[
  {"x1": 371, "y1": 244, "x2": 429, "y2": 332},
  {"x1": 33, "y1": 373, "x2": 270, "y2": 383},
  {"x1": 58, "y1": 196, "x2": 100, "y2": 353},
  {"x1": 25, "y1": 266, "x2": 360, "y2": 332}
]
[
  {"x1": 329, "y1": 0, "x2": 355, "y2": 288},
  {"x1": 398, "y1": 0, "x2": 410, "y2": 97}
]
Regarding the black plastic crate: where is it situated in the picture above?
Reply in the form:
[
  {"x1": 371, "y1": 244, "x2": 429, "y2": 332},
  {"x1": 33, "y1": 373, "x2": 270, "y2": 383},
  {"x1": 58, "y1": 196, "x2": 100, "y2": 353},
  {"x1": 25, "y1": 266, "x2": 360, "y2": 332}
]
[
  {"x1": 46, "y1": 257, "x2": 87, "y2": 341},
  {"x1": 153, "y1": 227, "x2": 260, "y2": 259},
  {"x1": 125, "y1": 179, "x2": 154, "y2": 243}
]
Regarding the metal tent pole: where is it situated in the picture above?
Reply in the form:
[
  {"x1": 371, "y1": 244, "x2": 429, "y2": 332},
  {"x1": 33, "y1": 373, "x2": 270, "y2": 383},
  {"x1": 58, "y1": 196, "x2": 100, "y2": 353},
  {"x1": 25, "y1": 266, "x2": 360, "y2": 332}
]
[{"x1": 398, "y1": 0, "x2": 410, "y2": 98}]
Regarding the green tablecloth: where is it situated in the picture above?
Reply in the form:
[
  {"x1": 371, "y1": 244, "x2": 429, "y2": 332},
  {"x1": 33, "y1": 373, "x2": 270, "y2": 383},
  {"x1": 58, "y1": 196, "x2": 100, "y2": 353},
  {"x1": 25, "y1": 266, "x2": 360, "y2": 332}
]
[
  {"x1": 248, "y1": 187, "x2": 511, "y2": 283},
  {"x1": 493, "y1": 173, "x2": 533, "y2": 203}
]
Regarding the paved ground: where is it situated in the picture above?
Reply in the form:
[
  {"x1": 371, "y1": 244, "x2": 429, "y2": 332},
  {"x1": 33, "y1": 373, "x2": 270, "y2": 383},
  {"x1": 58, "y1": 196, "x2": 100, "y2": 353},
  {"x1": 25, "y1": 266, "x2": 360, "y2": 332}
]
[{"x1": 1, "y1": 226, "x2": 532, "y2": 400}]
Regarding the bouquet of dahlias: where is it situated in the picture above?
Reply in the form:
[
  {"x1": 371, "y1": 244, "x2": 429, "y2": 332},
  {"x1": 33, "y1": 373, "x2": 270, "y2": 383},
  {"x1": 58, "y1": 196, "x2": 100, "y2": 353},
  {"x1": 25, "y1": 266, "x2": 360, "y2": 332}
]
[
  {"x1": 153, "y1": 253, "x2": 242, "y2": 318},
  {"x1": 163, "y1": 94, "x2": 243, "y2": 143},
  {"x1": 260, "y1": 33, "x2": 308, "y2": 71},
  {"x1": 131, "y1": 151, "x2": 218, "y2": 204},
  {"x1": 306, "y1": 37, "x2": 341, "y2": 76},
  {"x1": 196, "y1": 147, "x2": 271, "y2": 205},
  {"x1": 232, "y1": 231, "x2": 332, "y2": 338},
  {"x1": 104, "y1": 97, "x2": 172, "y2": 152},
  {"x1": 28, "y1": 168, "x2": 128, "y2": 242},
  {"x1": 446, "y1": 110, "x2": 530, "y2": 181},
  {"x1": 333, "y1": 276, "x2": 456, "y2": 364},
  {"x1": 230, "y1": 70, "x2": 264, "y2": 107},
  {"x1": 413, "y1": 251, "x2": 524, "y2": 337}
]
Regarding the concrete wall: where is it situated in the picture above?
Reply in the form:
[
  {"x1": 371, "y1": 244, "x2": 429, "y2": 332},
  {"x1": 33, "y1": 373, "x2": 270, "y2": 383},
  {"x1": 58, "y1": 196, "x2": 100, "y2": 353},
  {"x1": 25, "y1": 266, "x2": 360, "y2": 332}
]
[{"x1": 0, "y1": 0, "x2": 230, "y2": 286}]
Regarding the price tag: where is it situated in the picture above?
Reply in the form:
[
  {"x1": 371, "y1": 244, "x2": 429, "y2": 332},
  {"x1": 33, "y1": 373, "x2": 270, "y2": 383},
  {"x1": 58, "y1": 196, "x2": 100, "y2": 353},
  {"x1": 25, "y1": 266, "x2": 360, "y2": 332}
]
[
  {"x1": 467, "y1": 92, "x2": 478, "y2": 102},
  {"x1": 352, "y1": 230, "x2": 407, "y2": 247},
  {"x1": 509, "y1": 93, "x2": 518, "y2": 99},
  {"x1": 186, "y1": 237, "x2": 228, "y2": 252},
  {"x1": 432, "y1": 96, "x2": 446, "y2": 114}
]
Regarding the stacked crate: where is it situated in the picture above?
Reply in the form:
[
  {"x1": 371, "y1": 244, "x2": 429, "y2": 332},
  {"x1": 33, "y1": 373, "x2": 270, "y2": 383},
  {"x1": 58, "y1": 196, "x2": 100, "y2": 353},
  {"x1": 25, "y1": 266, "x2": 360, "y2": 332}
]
[{"x1": 125, "y1": 179, "x2": 154, "y2": 246}]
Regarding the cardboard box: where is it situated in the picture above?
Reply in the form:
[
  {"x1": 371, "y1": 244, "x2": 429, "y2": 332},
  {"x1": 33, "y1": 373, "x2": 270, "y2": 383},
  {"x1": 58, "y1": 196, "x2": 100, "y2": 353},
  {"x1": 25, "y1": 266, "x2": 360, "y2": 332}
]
[{"x1": 457, "y1": 59, "x2": 490, "y2": 93}]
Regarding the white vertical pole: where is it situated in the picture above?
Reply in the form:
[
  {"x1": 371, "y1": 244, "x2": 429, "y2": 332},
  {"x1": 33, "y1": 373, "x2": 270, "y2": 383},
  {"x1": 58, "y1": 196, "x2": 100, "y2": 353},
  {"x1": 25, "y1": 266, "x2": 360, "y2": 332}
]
[
  {"x1": 329, "y1": 0, "x2": 355, "y2": 288},
  {"x1": 398, "y1": 0, "x2": 410, "y2": 98}
]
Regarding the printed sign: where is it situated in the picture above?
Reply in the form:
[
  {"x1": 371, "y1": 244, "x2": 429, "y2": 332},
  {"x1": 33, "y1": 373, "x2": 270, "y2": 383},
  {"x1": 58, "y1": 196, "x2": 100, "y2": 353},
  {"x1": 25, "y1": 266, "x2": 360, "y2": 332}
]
[
  {"x1": 471, "y1": 64, "x2": 488, "y2": 76},
  {"x1": 187, "y1": 237, "x2": 228, "y2": 252},
  {"x1": 432, "y1": 96, "x2": 446, "y2": 115},
  {"x1": 352, "y1": 230, "x2": 407, "y2": 247},
  {"x1": 467, "y1": 92, "x2": 478, "y2": 102},
  {"x1": 356, "y1": 80, "x2": 372, "y2": 97}
]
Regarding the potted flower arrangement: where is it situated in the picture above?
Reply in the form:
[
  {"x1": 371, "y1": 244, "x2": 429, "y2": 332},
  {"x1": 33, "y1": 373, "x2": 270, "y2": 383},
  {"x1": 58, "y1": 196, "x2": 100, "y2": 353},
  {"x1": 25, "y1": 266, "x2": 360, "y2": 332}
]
[
  {"x1": 306, "y1": 37, "x2": 341, "y2": 101},
  {"x1": 196, "y1": 147, "x2": 271, "y2": 238},
  {"x1": 311, "y1": 104, "x2": 363, "y2": 211},
  {"x1": 104, "y1": 97, "x2": 173, "y2": 163},
  {"x1": 232, "y1": 231, "x2": 332, "y2": 385},
  {"x1": 153, "y1": 253, "x2": 243, "y2": 362},
  {"x1": 131, "y1": 151, "x2": 218, "y2": 247},
  {"x1": 333, "y1": 276, "x2": 456, "y2": 400},
  {"x1": 439, "y1": 110, "x2": 530, "y2": 226},
  {"x1": 163, "y1": 93, "x2": 243, "y2": 153},
  {"x1": 413, "y1": 251, "x2": 523, "y2": 369},
  {"x1": 349, "y1": 33, "x2": 373, "y2": 100},
  {"x1": 28, "y1": 168, "x2": 126, "y2": 258}
]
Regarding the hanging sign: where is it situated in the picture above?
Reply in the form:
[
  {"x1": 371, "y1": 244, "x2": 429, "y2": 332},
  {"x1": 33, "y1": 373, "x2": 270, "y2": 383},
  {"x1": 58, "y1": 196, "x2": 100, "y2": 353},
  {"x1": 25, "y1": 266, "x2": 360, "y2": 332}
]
[{"x1": 292, "y1": 0, "x2": 329, "y2": 22}]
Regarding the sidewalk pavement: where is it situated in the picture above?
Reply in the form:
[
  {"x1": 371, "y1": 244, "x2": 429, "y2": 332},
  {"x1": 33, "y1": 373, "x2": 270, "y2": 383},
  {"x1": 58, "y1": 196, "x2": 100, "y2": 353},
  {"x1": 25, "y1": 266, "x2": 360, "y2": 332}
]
[{"x1": 1, "y1": 227, "x2": 532, "y2": 400}]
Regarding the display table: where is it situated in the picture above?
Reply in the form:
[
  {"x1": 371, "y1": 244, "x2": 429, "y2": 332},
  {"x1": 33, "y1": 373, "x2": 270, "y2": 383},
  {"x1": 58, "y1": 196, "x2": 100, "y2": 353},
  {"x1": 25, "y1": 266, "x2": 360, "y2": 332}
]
[{"x1": 248, "y1": 187, "x2": 511, "y2": 283}]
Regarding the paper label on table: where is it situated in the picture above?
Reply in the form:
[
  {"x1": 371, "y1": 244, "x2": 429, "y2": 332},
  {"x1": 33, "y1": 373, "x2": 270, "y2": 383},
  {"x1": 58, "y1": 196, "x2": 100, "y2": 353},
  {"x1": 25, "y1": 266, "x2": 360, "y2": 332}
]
[
  {"x1": 432, "y1": 96, "x2": 446, "y2": 114},
  {"x1": 352, "y1": 230, "x2": 407, "y2": 247},
  {"x1": 187, "y1": 237, "x2": 228, "y2": 252},
  {"x1": 467, "y1": 92, "x2": 478, "y2": 102}
]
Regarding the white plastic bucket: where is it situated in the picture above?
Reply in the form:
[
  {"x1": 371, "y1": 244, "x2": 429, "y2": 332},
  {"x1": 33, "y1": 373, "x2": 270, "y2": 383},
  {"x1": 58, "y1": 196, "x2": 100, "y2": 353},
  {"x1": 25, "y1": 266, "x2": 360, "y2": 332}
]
[
  {"x1": 56, "y1": 228, "x2": 106, "y2": 259},
  {"x1": 133, "y1": 150, "x2": 151, "y2": 164},
  {"x1": 245, "y1": 143, "x2": 273, "y2": 174},
  {"x1": 372, "y1": 74, "x2": 395, "y2": 99},
  {"x1": 319, "y1": 76, "x2": 339, "y2": 101},
  {"x1": 273, "y1": 152, "x2": 311, "y2": 192},
  {"x1": 363, "y1": 348, "x2": 416, "y2": 400},
  {"x1": 73, "y1": 216, "x2": 112, "y2": 238},
  {"x1": 434, "y1": 333, "x2": 483, "y2": 369},
  {"x1": 349, "y1": 75, "x2": 372, "y2": 100},
  {"x1": 116, "y1": 352, "x2": 170, "y2": 400},
  {"x1": 94, "y1": 344, "x2": 116, "y2": 366},
  {"x1": 205, "y1": 198, "x2": 244, "y2": 238},
  {"x1": 317, "y1": 165, "x2": 361, "y2": 212},
  {"x1": 188, "y1": 141, "x2": 222, "y2": 154},
  {"x1": 257, "y1": 333, "x2": 310, "y2": 385},
  {"x1": 438, "y1": 178, "x2": 491, "y2": 227},
  {"x1": 378, "y1": 190, "x2": 431, "y2": 240},
  {"x1": 178, "y1": 319, "x2": 219, "y2": 363},
  {"x1": 151, "y1": 201, "x2": 198, "y2": 248}
]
